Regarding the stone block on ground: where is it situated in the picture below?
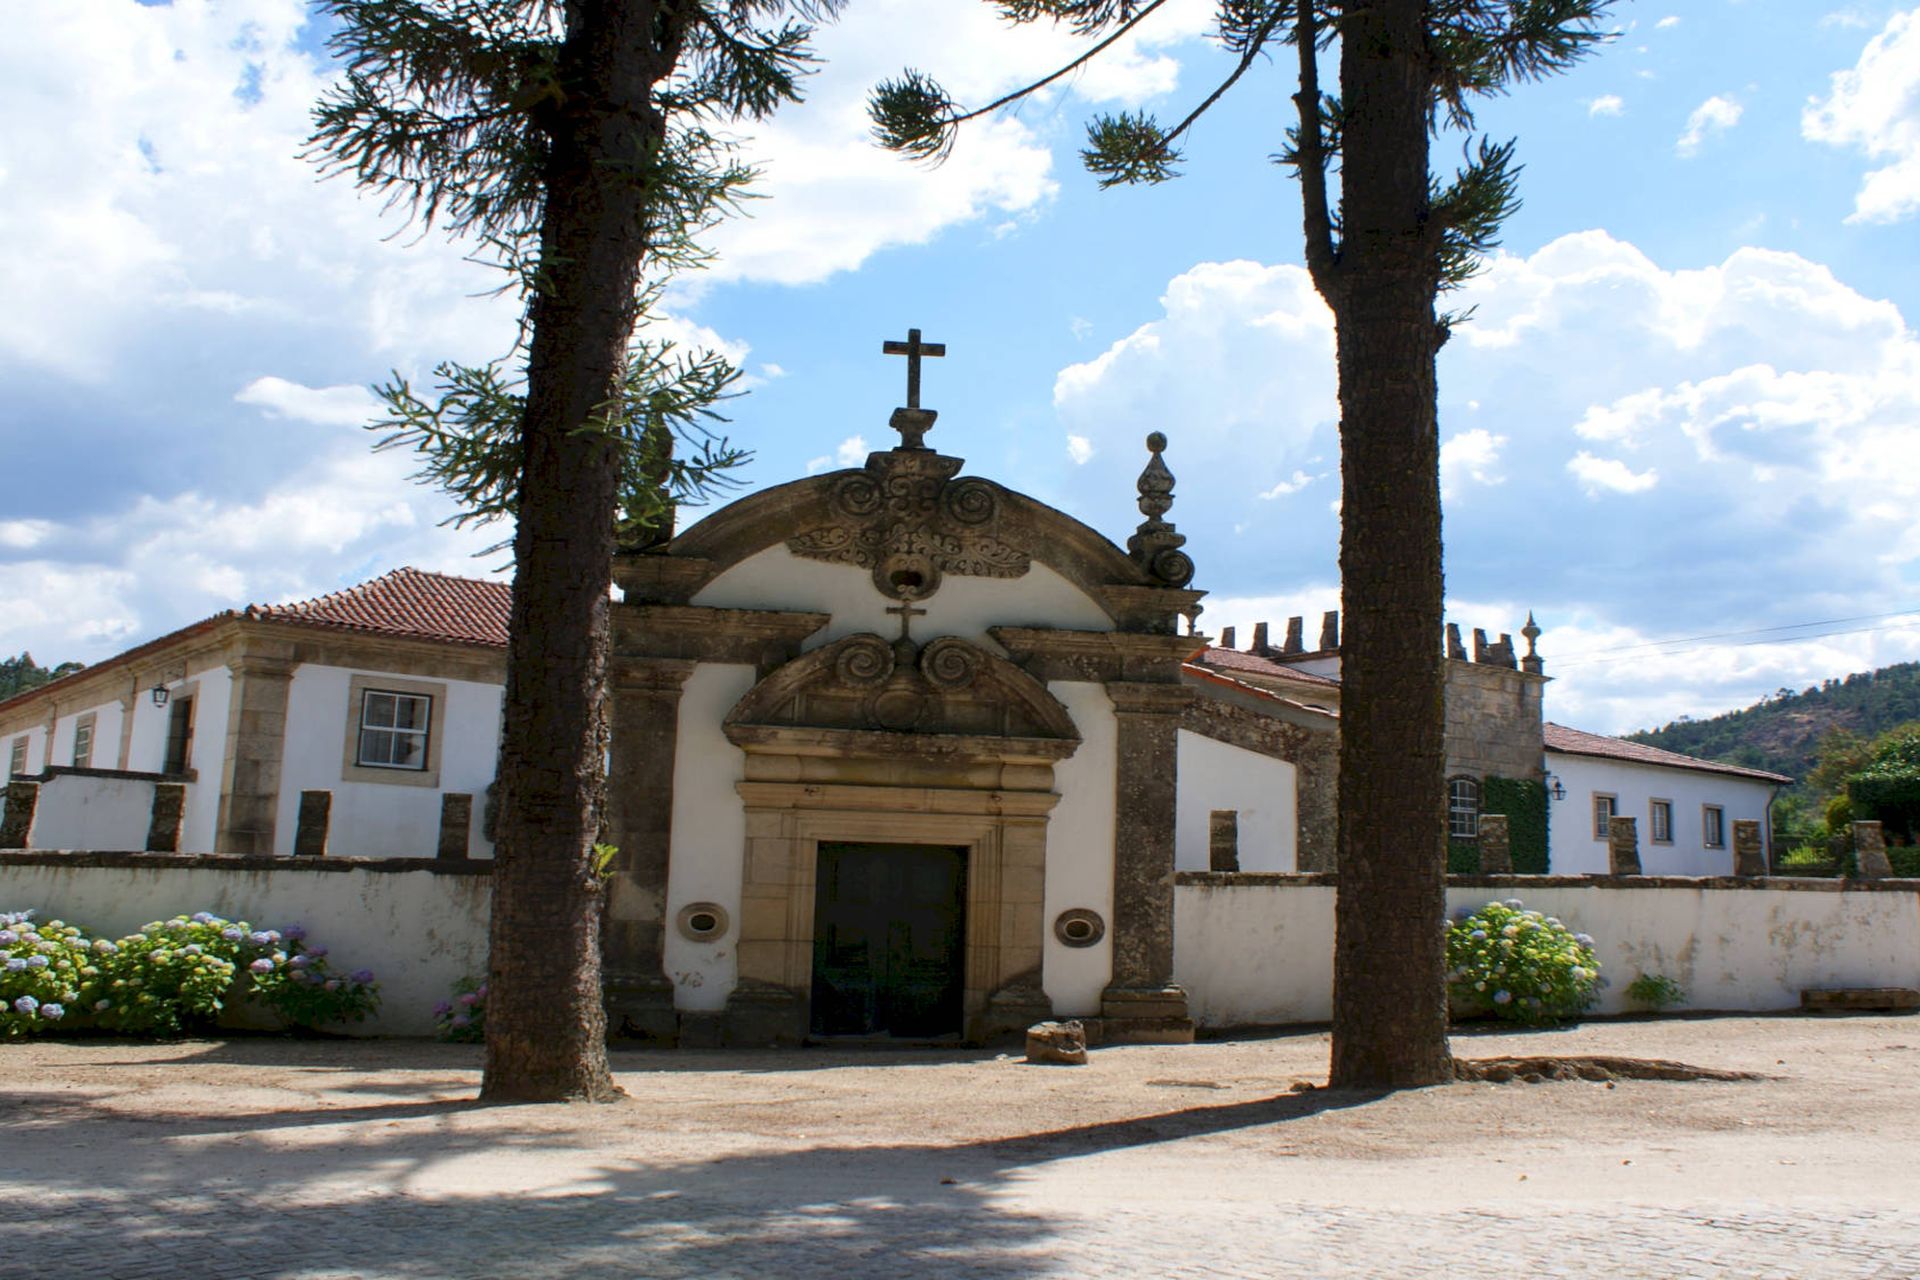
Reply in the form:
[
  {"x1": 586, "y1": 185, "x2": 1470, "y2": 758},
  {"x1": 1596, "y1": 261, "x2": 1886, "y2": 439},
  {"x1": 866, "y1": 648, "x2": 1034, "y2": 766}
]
[{"x1": 1026, "y1": 1019, "x2": 1088, "y2": 1065}]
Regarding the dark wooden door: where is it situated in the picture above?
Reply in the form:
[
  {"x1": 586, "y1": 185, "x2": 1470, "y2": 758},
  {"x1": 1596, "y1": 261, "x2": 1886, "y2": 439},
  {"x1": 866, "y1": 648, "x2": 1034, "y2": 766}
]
[{"x1": 811, "y1": 843, "x2": 967, "y2": 1038}]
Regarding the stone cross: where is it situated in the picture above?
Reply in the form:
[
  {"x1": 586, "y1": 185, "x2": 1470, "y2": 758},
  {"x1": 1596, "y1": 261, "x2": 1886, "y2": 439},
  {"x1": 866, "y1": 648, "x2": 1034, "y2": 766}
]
[{"x1": 883, "y1": 327, "x2": 945, "y2": 410}]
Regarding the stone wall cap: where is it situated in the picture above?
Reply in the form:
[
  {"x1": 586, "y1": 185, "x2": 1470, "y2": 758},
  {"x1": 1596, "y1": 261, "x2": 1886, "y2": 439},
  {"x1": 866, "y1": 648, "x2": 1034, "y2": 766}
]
[{"x1": 0, "y1": 850, "x2": 494, "y2": 876}]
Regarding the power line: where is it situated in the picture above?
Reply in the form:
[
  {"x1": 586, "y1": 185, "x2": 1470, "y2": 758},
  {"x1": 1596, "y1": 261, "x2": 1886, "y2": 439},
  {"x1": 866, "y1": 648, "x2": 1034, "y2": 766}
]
[
  {"x1": 1551, "y1": 608, "x2": 1920, "y2": 662},
  {"x1": 1553, "y1": 615, "x2": 1920, "y2": 670}
]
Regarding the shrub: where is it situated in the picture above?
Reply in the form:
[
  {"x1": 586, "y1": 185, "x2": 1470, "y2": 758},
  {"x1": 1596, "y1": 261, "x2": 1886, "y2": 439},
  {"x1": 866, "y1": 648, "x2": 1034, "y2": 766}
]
[
  {"x1": 95, "y1": 913, "x2": 246, "y2": 1035},
  {"x1": 434, "y1": 975, "x2": 487, "y2": 1042},
  {"x1": 1447, "y1": 899, "x2": 1600, "y2": 1025},
  {"x1": 245, "y1": 926, "x2": 380, "y2": 1029},
  {"x1": 0, "y1": 911, "x2": 94, "y2": 1038},
  {"x1": 1625, "y1": 973, "x2": 1686, "y2": 1011}
]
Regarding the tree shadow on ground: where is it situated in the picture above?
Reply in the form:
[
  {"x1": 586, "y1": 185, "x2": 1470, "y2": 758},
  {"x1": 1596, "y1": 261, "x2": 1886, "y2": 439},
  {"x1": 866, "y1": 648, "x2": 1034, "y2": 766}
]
[{"x1": 2, "y1": 1055, "x2": 1377, "y2": 1279}]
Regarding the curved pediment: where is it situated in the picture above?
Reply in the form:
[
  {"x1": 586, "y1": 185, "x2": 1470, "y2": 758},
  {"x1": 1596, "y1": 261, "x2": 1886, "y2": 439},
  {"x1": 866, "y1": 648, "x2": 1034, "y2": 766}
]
[
  {"x1": 616, "y1": 447, "x2": 1199, "y2": 631},
  {"x1": 723, "y1": 632, "x2": 1080, "y2": 747}
]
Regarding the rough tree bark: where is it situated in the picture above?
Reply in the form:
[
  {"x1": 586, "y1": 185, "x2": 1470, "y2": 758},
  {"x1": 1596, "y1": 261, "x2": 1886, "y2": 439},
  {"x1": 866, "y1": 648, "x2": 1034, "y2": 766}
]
[{"x1": 483, "y1": 0, "x2": 690, "y2": 1103}]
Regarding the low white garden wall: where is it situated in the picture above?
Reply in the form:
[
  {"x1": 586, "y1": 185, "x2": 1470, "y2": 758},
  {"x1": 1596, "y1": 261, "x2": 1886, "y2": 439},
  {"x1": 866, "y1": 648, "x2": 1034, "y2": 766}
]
[
  {"x1": 1176, "y1": 872, "x2": 1920, "y2": 1030},
  {"x1": 0, "y1": 852, "x2": 490, "y2": 1036}
]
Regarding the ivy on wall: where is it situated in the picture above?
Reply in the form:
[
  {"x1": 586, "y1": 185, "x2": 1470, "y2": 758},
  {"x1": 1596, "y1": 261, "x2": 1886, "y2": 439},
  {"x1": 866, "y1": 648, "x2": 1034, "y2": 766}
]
[{"x1": 1448, "y1": 776, "x2": 1551, "y2": 874}]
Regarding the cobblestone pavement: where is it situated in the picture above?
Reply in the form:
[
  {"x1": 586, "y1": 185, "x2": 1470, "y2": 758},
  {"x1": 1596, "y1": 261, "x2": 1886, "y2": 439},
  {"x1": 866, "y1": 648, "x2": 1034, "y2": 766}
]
[{"x1": 18, "y1": 1151, "x2": 1920, "y2": 1278}]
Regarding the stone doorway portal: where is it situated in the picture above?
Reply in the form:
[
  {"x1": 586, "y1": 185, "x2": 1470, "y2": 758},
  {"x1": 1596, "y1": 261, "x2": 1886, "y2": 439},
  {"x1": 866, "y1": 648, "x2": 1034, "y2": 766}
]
[{"x1": 810, "y1": 842, "x2": 967, "y2": 1039}]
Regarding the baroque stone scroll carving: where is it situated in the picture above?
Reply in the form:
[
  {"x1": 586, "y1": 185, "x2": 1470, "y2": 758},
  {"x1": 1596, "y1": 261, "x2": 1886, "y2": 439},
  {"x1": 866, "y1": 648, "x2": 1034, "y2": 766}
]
[{"x1": 785, "y1": 450, "x2": 1030, "y2": 602}]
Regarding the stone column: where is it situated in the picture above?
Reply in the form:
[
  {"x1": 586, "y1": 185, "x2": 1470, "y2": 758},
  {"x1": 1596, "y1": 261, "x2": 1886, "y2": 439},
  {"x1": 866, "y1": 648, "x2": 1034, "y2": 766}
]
[
  {"x1": 0, "y1": 781, "x2": 38, "y2": 848},
  {"x1": 1101, "y1": 681, "x2": 1193, "y2": 1042},
  {"x1": 1478, "y1": 813, "x2": 1512, "y2": 874},
  {"x1": 1854, "y1": 820, "x2": 1893, "y2": 880},
  {"x1": 438, "y1": 793, "x2": 473, "y2": 859},
  {"x1": 1732, "y1": 819, "x2": 1766, "y2": 876},
  {"x1": 293, "y1": 791, "x2": 331, "y2": 857},
  {"x1": 1608, "y1": 816, "x2": 1641, "y2": 876},
  {"x1": 214, "y1": 654, "x2": 296, "y2": 855},
  {"x1": 1208, "y1": 809, "x2": 1239, "y2": 872},
  {"x1": 602, "y1": 657, "x2": 696, "y2": 1041},
  {"x1": 145, "y1": 782, "x2": 186, "y2": 852}
]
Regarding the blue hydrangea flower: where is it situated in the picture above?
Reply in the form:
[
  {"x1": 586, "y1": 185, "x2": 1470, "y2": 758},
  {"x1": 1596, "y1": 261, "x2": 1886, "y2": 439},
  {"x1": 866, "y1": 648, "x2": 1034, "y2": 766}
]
[
  {"x1": 305, "y1": 945, "x2": 328, "y2": 959},
  {"x1": 282, "y1": 925, "x2": 307, "y2": 941},
  {"x1": 1469, "y1": 929, "x2": 1487, "y2": 941},
  {"x1": 289, "y1": 955, "x2": 310, "y2": 969},
  {"x1": 25, "y1": 955, "x2": 48, "y2": 970},
  {"x1": 0, "y1": 929, "x2": 16, "y2": 945},
  {"x1": 249, "y1": 931, "x2": 274, "y2": 947},
  {"x1": 249, "y1": 958, "x2": 275, "y2": 974},
  {"x1": 351, "y1": 969, "x2": 375, "y2": 984},
  {"x1": 4, "y1": 958, "x2": 23, "y2": 972},
  {"x1": 94, "y1": 999, "x2": 112, "y2": 1012},
  {"x1": 433, "y1": 1000, "x2": 453, "y2": 1017},
  {"x1": 1493, "y1": 990, "x2": 1513, "y2": 1005},
  {"x1": 13, "y1": 995, "x2": 39, "y2": 1014},
  {"x1": 1502, "y1": 898, "x2": 1525, "y2": 910},
  {"x1": 191, "y1": 912, "x2": 216, "y2": 924},
  {"x1": 40, "y1": 1003, "x2": 64, "y2": 1020},
  {"x1": 221, "y1": 927, "x2": 245, "y2": 942},
  {"x1": 1574, "y1": 933, "x2": 1595, "y2": 948}
]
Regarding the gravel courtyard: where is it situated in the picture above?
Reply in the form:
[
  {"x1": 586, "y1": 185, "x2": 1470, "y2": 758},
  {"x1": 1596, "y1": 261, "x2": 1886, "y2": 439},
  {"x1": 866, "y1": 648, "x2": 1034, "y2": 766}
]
[{"x1": 5, "y1": 1014, "x2": 1918, "y2": 1278}]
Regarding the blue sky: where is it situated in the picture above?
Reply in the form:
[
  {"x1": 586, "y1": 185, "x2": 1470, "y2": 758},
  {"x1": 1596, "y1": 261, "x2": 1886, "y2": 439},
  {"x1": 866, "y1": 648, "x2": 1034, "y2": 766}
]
[{"x1": 3, "y1": 0, "x2": 1919, "y2": 735}]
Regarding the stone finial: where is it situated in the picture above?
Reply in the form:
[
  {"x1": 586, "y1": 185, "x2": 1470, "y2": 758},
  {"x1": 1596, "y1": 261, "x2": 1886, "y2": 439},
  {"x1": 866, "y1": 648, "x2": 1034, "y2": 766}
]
[
  {"x1": 1479, "y1": 813, "x2": 1512, "y2": 874},
  {"x1": 1732, "y1": 819, "x2": 1766, "y2": 876},
  {"x1": 1491, "y1": 633, "x2": 1518, "y2": 669},
  {"x1": 1608, "y1": 815, "x2": 1641, "y2": 876},
  {"x1": 1182, "y1": 602, "x2": 1203, "y2": 637},
  {"x1": 1521, "y1": 611, "x2": 1544, "y2": 674},
  {"x1": 1127, "y1": 433, "x2": 1195, "y2": 588},
  {"x1": 883, "y1": 327, "x2": 945, "y2": 450},
  {"x1": 1472, "y1": 627, "x2": 1490, "y2": 662},
  {"x1": 1319, "y1": 610, "x2": 1340, "y2": 652},
  {"x1": 1219, "y1": 625, "x2": 1236, "y2": 649},
  {"x1": 1251, "y1": 621, "x2": 1271, "y2": 655},
  {"x1": 1284, "y1": 616, "x2": 1304, "y2": 654},
  {"x1": 1446, "y1": 622, "x2": 1467, "y2": 660},
  {"x1": 1854, "y1": 821, "x2": 1893, "y2": 879}
]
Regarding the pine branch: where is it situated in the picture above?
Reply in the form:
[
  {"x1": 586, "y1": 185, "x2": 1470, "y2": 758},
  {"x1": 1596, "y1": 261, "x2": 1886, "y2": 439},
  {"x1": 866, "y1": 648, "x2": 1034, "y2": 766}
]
[{"x1": 1288, "y1": 0, "x2": 1339, "y2": 297}]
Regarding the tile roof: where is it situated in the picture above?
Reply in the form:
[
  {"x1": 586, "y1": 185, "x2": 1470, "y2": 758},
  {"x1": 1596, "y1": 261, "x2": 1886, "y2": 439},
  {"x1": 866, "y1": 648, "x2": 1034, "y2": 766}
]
[
  {"x1": 245, "y1": 568, "x2": 511, "y2": 649},
  {"x1": 1543, "y1": 721, "x2": 1792, "y2": 784},
  {"x1": 1193, "y1": 645, "x2": 1343, "y2": 688}
]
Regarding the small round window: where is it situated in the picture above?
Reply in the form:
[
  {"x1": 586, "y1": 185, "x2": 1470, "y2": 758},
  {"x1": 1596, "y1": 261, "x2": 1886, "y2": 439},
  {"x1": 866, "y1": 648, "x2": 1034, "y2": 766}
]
[
  {"x1": 676, "y1": 902, "x2": 729, "y2": 943},
  {"x1": 1053, "y1": 908, "x2": 1105, "y2": 949}
]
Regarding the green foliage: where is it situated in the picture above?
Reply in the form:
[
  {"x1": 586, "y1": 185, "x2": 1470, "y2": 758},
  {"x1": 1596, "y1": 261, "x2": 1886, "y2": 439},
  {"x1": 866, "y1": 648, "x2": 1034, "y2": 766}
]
[
  {"x1": 1446, "y1": 840, "x2": 1481, "y2": 873},
  {"x1": 434, "y1": 975, "x2": 488, "y2": 1042},
  {"x1": 0, "y1": 653, "x2": 84, "y2": 701},
  {"x1": 2, "y1": 909, "x2": 378, "y2": 1036},
  {"x1": 1447, "y1": 899, "x2": 1600, "y2": 1025},
  {"x1": 1624, "y1": 973, "x2": 1685, "y2": 1011},
  {"x1": 1482, "y1": 776, "x2": 1550, "y2": 873}
]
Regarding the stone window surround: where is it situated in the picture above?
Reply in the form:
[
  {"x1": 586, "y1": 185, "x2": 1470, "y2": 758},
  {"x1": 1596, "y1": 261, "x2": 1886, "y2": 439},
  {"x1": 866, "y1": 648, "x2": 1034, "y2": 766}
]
[
  {"x1": 340, "y1": 674, "x2": 450, "y2": 788},
  {"x1": 71, "y1": 712, "x2": 97, "y2": 769},
  {"x1": 1649, "y1": 797, "x2": 1674, "y2": 845},
  {"x1": 7, "y1": 736, "x2": 26, "y2": 779},
  {"x1": 159, "y1": 678, "x2": 205, "y2": 779},
  {"x1": 1703, "y1": 804, "x2": 1726, "y2": 849},
  {"x1": 1591, "y1": 792, "x2": 1617, "y2": 842},
  {"x1": 733, "y1": 781, "x2": 1055, "y2": 1041}
]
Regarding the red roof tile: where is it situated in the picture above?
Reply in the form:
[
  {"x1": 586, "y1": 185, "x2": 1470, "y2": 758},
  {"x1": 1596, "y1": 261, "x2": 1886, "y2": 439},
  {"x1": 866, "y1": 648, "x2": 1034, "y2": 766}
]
[
  {"x1": 1543, "y1": 721, "x2": 1792, "y2": 784},
  {"x1": 1194, "y1": 646, "x2": 1343, "y2": 688},
  {"x1": 246, "y1": 568, "x2": 510, "y2": 649}
]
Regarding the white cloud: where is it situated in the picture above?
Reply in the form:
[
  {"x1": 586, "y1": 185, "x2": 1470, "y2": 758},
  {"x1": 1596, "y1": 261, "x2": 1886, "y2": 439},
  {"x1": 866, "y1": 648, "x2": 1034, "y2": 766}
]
[
  {"x1": 1440, "y1": 428, "x2": 1507, "y2": 498},
  {"x1": 759, "y1": 363, "x2": 787, "y2": 379},
  {"x1": 836, "y1": 435, "x2": 869, "y2": 466},
  {"x1": 1567, "y1": 451, "x2": 1659, "y2": 495},
  {"x1": 0, "y1": 521, "x2": 53, "y2": 550},
  {"x1": 1258, "y1": 471, "x2": 1315, "y2": 500},
  {"x1": 1677, "y1": 95, "x2": 1743, "y2": 155},
  {"x1": 235, "y1": 377, "x2": 382, "y2": 428},
  {"x1": 1804, "y1": 9, "x2": 1920, "y2": 223},
  {"x1": 1066, "y1": 434, "x2": 1095, "y2": 465},
  {"x1": 1587, "y1": 94, "x2": 1625, "y2": 117},
  {"x1": 1655, "y1": 16, "x2": 1682, "y2": 29}
]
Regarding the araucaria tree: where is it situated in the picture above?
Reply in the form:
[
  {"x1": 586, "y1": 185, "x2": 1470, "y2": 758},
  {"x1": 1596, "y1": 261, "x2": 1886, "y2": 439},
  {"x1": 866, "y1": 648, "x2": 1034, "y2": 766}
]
[
  {"x1": 872, "y1": 0, "x2": 1610, "y2": 1087},
  {"x1": 310, "y1": 0, "x2": 842, "y2": 1101}
]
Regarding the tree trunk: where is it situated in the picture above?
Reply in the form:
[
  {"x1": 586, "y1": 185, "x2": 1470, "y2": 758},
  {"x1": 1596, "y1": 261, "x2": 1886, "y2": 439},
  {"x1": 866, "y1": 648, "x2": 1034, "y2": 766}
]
[
  {"x1": 1326, "y1": 0, "x2": 1454, "y2": 1089},
  {"x1": 482, "y1": 0, "x2": 680, "y2": 1103}
]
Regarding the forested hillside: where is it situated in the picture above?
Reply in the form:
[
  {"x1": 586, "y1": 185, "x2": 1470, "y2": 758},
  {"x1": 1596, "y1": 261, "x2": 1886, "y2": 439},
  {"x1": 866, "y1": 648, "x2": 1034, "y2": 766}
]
[
  {"x1": 0, "y1": 653, "x2": 84, "y2": 701},
  {"x1": 1628, "y1": 662, "x2": 1920, "y2": 788}
]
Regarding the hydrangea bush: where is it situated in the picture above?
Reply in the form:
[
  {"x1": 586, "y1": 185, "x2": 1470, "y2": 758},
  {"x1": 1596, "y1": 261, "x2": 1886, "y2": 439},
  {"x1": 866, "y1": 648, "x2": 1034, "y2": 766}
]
[
  {"x1": 433, "y1": 976, "x2": 487, "y2": 1043},
  {"x1": 0, "y1": 908, "x2": 379, "y2": 1037},
  {"x1": 1447, "y1": 899, "x2": 1601, "y2": 1025}
]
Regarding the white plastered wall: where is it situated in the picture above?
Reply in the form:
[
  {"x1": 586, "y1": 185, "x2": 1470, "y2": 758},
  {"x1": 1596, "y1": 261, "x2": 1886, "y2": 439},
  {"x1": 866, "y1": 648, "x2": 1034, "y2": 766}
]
[
  {"x1": 180, "y1": 668, "x2": 231, "y2": 853},
  {"x1": 691, "y1": 546, "x2": 1114, "y2": 647},
  {"x1": 275, "y1": 664, "x2": 502, "y2": 858},
  {"x1": 1548, "y1": 752, "x2": 1776, "y2": 875},
  {"x1": 661, "y1": 663, "x2": 755, "y2": 1012},
  {"x1": 47, "y1": 697, "x2": 125, "y2": 771},
  {"x1": 1175, "y1": 729, "x2": 1297, "y2": 872},
  {"x1": 1044, "y1": 681, "x2": 1117, "y2": 1016},
  {"x1": 25, "y1": 774, "x2": 153, "y2": 849},
  {"x1": 5, "y1": 726, "x2": 48, "y2": 777}
]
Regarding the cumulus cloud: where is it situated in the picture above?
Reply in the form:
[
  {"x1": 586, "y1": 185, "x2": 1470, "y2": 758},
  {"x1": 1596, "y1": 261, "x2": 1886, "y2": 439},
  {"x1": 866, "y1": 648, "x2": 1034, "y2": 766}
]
[
  {"x1": 235, "y1": 377, "x2": 383, "y2": 428},
  {"x1": 1587, "y1": 94, "x2": 1625, "y2": 117},
  {"x1": 1441, "y1": 429, "x2": 1507, "y2": 498},
  {"x1": 1677, "y1": 95, "x2": 1743, "y2": 155},
  {"x1": 1655, "y1": 16, "x2": 1682, "y2": 29},
  {"x1": 1804, "y1": 8, "x2": 1920, "y2": 223},
  {"x1": 1066, "y1": 434, "x2": 1095, "y2": 465},
  {"x1": 1567, "y1": 451, "x2": 1659, "y2": 495},
  {"x1": 1258, "y1": 471, "x2": 1315, "y2": 500}
]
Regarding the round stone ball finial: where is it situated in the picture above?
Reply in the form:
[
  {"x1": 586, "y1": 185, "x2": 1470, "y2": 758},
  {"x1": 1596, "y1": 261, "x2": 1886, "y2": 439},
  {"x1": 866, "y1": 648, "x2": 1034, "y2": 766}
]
[{"x1": 1146, "y1": 431, "x2": 1168, "y2": 453}]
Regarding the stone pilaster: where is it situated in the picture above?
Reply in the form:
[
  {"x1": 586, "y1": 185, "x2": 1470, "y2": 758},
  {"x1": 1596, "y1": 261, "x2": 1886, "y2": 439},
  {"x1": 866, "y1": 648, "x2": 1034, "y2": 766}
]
[
  {"x1": 438, "y1": 793, "x2": 473, "y2": 859},
  {"x1": 603, "y1": 656, "x2": 696, "y2": 1041},
  {"x1": 1854, "y1": 821, "x2": 1892, "y2": 880},
  {"x1": 145, "y1": 783, "x2": 185, "y2": 853},
  {"x1": 1733, "y1": 819, "x2": 1766, "y2": 876},
  {"x1": 0, "y1": 781, "x2": 38, "y2": 848},
  {"x1": 293, "y1": 790, "x2": 331, "y2": 857},
  {"x1": 1102, "y1": 680, "x2": 1193, "y2": 1042},
  {"x1": 214, "y1": 654, "x2": 295, "y2": 855},
  {"x1": 1478, "y1": 813, "x2": 1512, "y2": 874},
  {"x1": 1608, "y1": 815, "x2": 1641, "y2": 876}
]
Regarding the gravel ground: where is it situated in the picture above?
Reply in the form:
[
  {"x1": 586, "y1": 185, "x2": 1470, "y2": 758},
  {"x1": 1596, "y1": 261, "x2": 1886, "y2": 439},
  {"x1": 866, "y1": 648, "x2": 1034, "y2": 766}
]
[{"x1": 5, "y1": 1014, "x2": 1919, "y2": 1277}]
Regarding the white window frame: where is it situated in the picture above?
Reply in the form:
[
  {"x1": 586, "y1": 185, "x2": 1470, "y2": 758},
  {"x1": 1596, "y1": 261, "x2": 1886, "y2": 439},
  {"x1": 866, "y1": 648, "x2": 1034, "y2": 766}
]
[
  {"x1": 1649, "y1": 799, "x2": 1674, "y2": 845},
  {"x1": 1702, "y1": 804, "x2": 1726, "y2": 849},
  {"x1": 7, "y1": 737, "x2": 25, "y2": 779},
  {"x1": 1592, "y1": 793, "x2": 1617, "y2": 841},
  {"x1": 1448, "y1": 776, "x2": 1481, "y2": 840},
  {"x1": 71, "y1": 713, "x2": 96, "y2": 769},
  {"x1": 340, "y1": 674, "x2": 448, "y2": 788}
]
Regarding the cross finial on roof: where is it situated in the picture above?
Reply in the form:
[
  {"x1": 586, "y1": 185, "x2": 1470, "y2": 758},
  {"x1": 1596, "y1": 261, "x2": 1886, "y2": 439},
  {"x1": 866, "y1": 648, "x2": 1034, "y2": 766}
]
[{"x1": 883, "y1": 327, "x2": 946, "y2": 450}]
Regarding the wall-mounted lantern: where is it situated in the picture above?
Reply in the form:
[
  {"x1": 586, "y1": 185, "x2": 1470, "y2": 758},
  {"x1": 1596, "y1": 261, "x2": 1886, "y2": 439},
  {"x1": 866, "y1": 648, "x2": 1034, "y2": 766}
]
[{"x1": 1545, "y1": 773, "x2": 1567, "y2": 802}]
